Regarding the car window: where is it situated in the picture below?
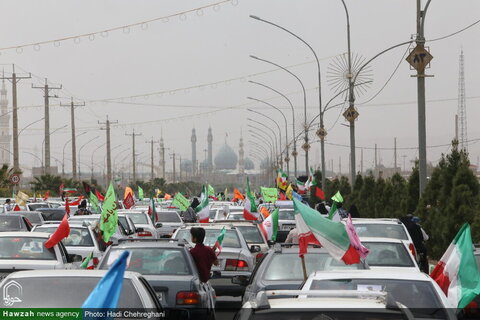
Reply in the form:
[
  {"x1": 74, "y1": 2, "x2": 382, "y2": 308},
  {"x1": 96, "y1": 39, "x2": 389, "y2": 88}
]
[
  {"x1": 35, "y1": 227, "x2": 94, "y2": 247},
  {"x1": 354, "y1": 224, "x2": 408, "y2": 240},
  {"x1": 0, "y1": 237, "x2": 56, "y2": 260},
  {"x1": 0, "y1": 216, "x2": 23, "y2": 231},
  {"x1": 28, "y1": 203, "x2": 50, "y2": 211},
  {"x1": 127, "y1": 213, "x2": 149, "y2": 225},
  {"x1": 278, "y1": 210, "x2": 295, "y2": 220},
  {"x1": 1, "y1": 277, "x2": 143, "y2": 308},
  {"x1": 103, "y1": 248, "x2": 191, "y2": 275},
  {"x1": 264, "y1": 253, "x2": 364, "y2": 281},
  {"x1": 309, "y1": 279, "x2": 443, "y2": 310},
  {"x1": 158, "y1": 212, "x2": 181, "y2": 223},
  {"x1": 37, "y1": 209, "x2": 65, "y2": 221},
  {"x1": 118, "y1": 216, "x2": 133, "y2": 234},
  {"x1": 227, "y1": 213, "x2": 244, "y2": 220},
  {"x1": 175, "y1": 229, "x2": 241, "y2": 248},
  {"x1": 24, "y1": 213, "x2": 42, "y2": 224},
  {"x1": 236, "y1": 226, "x2": 264, "y2": 243},
  {"x1": 363, "y1": 242, "x2": 414, "y2": 267}
]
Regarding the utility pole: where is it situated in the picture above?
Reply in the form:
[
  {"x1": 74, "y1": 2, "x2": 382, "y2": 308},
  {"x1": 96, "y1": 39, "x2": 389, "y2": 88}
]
[
  {"x1": 361, "y1": 148, "x2": 364, "y2": 174},
  {"x1": 125, "y1": 130, "x2": 141, "y2": 182},
  {"x1": 394, "y1": 137, "x2": 397, "y2": 172},
  {"x1": 99, "y1": 117, "x2": 118, "y2": 183},
  {"x1": 159, "y1": 137, "x2": 166, "y2": 180},
  {"x1": 339, "y1": 156, "x2": 341, "y2": 176},
  {"x1": 32, "y1": 79, "x2": 61, "y2": 175},
  {"x1": 406, "y1": 0, "x2": 433, "y2": 195},
  {"x1": 146, "y1": 138, "x2": 159, "y2": 181},
  {"x1": 179, "y1": 155, "x2": 182, "y2": 182},
  {"x1": 402, "y1": 155, "x2": 407, "y2": 173},
  {"x1": 61, "y1": 98, "x2": 84, "y2": 179},
  {"x1": 1, "y1": 65, "x2": 31, "y2": 172}
]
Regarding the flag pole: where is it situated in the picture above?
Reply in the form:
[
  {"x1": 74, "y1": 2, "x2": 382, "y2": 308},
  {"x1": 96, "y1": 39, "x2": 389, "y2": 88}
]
[{"x1": 301, "y1": 256, "x2": 308, "y2": 281}]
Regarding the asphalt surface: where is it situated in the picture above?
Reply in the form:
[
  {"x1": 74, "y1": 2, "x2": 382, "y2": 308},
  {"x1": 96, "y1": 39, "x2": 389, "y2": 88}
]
[{"x1": 216, "y1": 296, "x2": 242, "y2": 320}]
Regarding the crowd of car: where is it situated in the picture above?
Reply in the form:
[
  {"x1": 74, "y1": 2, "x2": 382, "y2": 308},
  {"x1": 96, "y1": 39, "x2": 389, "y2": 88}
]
[{"x1": 0, "y1": 197, "x2": 469, "y2": 319}]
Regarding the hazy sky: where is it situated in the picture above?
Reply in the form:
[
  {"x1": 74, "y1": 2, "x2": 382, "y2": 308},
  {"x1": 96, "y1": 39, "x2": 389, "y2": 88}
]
[{"x1": 0, "y1": 0, "x2": 479, "y2": 176}]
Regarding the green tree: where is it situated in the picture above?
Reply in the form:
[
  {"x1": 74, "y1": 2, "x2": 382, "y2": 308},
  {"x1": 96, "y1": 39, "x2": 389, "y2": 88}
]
[{"x1": 31, "y1": 175, "x2": 63, "y2": 196}]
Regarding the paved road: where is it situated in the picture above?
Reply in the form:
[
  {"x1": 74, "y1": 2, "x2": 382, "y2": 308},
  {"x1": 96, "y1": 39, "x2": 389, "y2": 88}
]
[{"x1": 216, "y1": 296, "x2": 242, "y2": 320}]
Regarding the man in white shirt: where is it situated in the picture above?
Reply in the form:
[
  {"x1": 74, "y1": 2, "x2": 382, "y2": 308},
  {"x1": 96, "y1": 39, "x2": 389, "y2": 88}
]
[{"x1": 3, "y1": 199, "x2": 13, "y2": 212}]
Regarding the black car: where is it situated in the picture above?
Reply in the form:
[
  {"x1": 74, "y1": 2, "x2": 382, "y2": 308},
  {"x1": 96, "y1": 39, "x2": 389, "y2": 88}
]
[
  {"x1": 235, "y1": 244, "x2": 368, "y2": 304},
  {"x1": 35, "y1": 208, "x2": 66, "y2": 222},
  {"x1": 0, "y1": 215, "x2": 32, "y2": 232}
]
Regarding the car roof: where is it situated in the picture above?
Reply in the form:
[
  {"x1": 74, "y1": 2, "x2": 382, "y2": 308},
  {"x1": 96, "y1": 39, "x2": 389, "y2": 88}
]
[
  {"x1": 11, "y1": 211, "x2": 42, "y2": 214},
  {"x1": 351, "y1": 218, "x2": 402, "y2": 224},
  {"x1": 69, "y1": 214, "x2": 100, "y2": 219},
  {"x1": 0, "y1": 231, "x2": 51, "y2": 238},
  {"x1": 359, "y1": 237, "x2": 405, "y2": 244},
  {"x1": 35, "y1": 224, "x2": 89, "y2": 230},
  {"x1": 214, "y1": 220, "x2": 257, "y2": 226},
  {"x1": 270, "y1": 246, "x2": 329, "y2": 254},
  {"x1": 112, "y1": 239, "x2": 187, "y2": 249},
  {"x1": 0, "y1": 214, "x2": 24, "y2": 218},
  {"x1": 308, "y1": 269, "x2": 431, "y2": 281},
  {"x1": 181, "y1": 223, "x2": 236, "y2": 229},
  {"x1": 5, "y1": 269, "x2": 142, "y2": 279}
]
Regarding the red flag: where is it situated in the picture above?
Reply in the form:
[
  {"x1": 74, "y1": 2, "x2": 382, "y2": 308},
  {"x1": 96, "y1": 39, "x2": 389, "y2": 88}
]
[
  {"x1": 315, "y1": 187, "x2": 325, "y2": 200},
  {"x1": 44, "y1": 214, "x2": 70, "y2": 249},
  {"x1": 65, "y1": 199, "x2": 70, "y2": 216},
  {"x1": 59, "y1": 184, "x2": 64, "y2": 196},
  {"x1": 95, "y1": 190, "x2": 105, "y2": 202},
  {"x1": 69, "y1": 196, "x2": 84, "y2": 206},
  {"x1": 278, "y1": 192, "x2": 286, "y2": 201},
  {"x1": 13, "y1": 205, "x2": 21, "y2": 211},
  {"x1": 123, "y1": 193, "x2": 135, "y2": 209},
  {"x1": 43, "y1": 191, "x2": 50, "y2": 201}
]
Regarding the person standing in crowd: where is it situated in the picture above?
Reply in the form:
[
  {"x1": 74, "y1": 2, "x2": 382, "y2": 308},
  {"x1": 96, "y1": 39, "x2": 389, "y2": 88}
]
[
  {"x1": 189, "y1": 227, "x2": 218, "y2": 283},
  {"x1": 181, "y1": 198, "x2": 198, "y2": 223},
  {"x1": 75, "y1": 200, "x2": 92, "y2": 216},
  {"x1": 349, "y1": 204, "x2": 361, "y2": 218},
  {"x1": 285, "y1": 227, "x2": 299, "y2": 244},
  {"x1": 3, "y1": 199, "x2": 13, "y2": 212},
  {"x1": 400, "y1": 214, "x2": 428, "y2": 273}
]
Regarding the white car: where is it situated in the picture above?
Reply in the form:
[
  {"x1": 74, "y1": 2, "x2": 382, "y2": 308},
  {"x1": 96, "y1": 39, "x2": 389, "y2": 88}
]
[
  {"x1": 349, "y1": 218, "x2": 419, "y2": 260},
  {"x1": 154, "y1": 210, "x2": 183, "y2": 237},
  {"x1": 360, "y1": 237, "x2": 420, "y2": 273},
  {"x1": 301, "y1": 270, "x2": 456, "y2": 319},
  {"x1": 117, "y1": 210, "x2": 158, "y2": 238}
]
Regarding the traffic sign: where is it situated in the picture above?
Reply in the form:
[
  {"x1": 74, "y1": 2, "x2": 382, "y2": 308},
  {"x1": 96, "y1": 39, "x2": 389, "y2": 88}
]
[
  {"x1": 10, "y1": 174, "x2": 20, "y2": 185},
  {"x1": 406, "y1": 45, "x2": 433, "y2": 72},
  {"x1": 343, "y1": 106, "x2": 359, "y2": 122}
]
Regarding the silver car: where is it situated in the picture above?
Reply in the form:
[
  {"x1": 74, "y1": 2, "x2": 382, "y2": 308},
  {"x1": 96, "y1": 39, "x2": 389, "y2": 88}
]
[
  {"x1": 0, "y1": 270, "x2": 163, "y2": 310},
  {"x1": 99, "y1": 239, "x2": 215, "y2": 319},
  {"x1": 32, "y1": 224, "x2": 104, "y2": 260},
  {"x1": 117, "y1": 210, "x2": 158, "y2": 238},
  {"x1": 155, "y1": 210, "x2": 183, "y2": 238},
  {"x1": 172, "y1": 224, "x2": 255, "y2": 297},
  {"x1": 0, "y1": 232, "x2": 81, "y2": 280}
]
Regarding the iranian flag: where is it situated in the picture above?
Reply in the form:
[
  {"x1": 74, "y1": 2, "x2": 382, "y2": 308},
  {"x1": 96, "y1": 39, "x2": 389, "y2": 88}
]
[
  {"x1": 276, "y1": 169, "x2": 288, "y2": 191},
  {"x1": 81, "y1": 252, "x2": 95, "y2": 270},
  {"x1": 195, "y1": 186, "x2": 210, "y2": 223},
  {"x1": 294, "y1": 199, "x2": 361, "y2": 264},
  {"x1": 212, "y1": 227, "x2": 226, "y2": 256},
  {"x1": 431, "y1": 223, "x2": 480, "y2": 309},
  {"x1": 243, "y1": 178, "x2": 260, "y2": 221},
  {"x1": 260, "y1": 208, "x2": 279, "y2": 241},
  {"x1": 148, "y1": 197, "x2": 158, "y2": 224},
  {"x1": 305, "y1": 167, "x2": 317, "y2": 189},
  {"x1": 295, "y1": 179, "x2": 307, "y2": 194}
]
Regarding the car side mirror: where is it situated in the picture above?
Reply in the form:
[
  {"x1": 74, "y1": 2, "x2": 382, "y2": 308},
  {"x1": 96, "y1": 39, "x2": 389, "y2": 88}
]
[
  {"x1": 136, "y1": 227, "x2": 144, "y2": 233},
  {"x1": 155, "y1": 222, "x2": 163, "y2": 228},
  {"x1": 250, "y1": 245, "x2": 261, "y2": 253},
  {"x1": 232, "y1": 275, "x2": 249, "y2": 286},
  {"x1": 67, "y1": 254, "x2": 83, "y2": 263}
]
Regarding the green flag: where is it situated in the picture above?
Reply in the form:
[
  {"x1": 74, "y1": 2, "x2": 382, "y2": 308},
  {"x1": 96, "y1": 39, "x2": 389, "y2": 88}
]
[
  {"x1": 208, "y1": 184, "x2": 215, "y2": 197},
  {"x1": 331, "y1": 191, "x2": 343, "y2": 203},
  {"x1": 172, "y1": 193, "x2": 190, "y2": 211},
  {"x1": 100, "y1": 183, "x2": 118, "y2": 242},
  {"x1": 246, "y1": 177, "x2": 257, "y2": 212},
  {"x1": 327, "y1": 201, "x2": 338, "y2": 220},
  {"x1": 80, "y1": 251, "x2": 94, "y2": 269},
  {"x1": 89, "y1": 191, "x2": 100, "y2": 214},
  {"x1": 138, "y1": 186, "x2": 144, "y2": 201},
  {"x1": 261, "y1": 187, "x2": 278, "y2": 203}
]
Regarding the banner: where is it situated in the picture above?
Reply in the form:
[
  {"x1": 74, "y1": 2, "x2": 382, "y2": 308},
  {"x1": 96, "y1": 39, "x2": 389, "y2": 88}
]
[
  {"x1": 261, "y1": 187, "x2": 278, "y2": 203},
  {"x1": 15, "y1": 191, "x2": 29, "y2": 206},
  {"x1": 172, "y1": 193, "x2": 190, "y2": 211}
]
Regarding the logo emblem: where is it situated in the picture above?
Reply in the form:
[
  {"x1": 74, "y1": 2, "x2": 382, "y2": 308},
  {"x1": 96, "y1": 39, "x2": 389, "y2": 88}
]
[{"x1": 3, "y1": 280, "x2": 22, "y2": 306}]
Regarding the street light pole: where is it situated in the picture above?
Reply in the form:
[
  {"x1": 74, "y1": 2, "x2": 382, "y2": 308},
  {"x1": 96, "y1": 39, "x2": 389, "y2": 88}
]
[
  {"x1": 41, "y1": 125, "x2": 67, "y2": 175},
  {"x1": 250, "y1": 55, "x2": 308, "y2": 176},
  {"x1": 62, "y1": 131, "x2": 86, "y2": 177},
  {"x1": 247, "y1": 121, "x2": 279, "y2": 168},
  {"x1": 78, "y1": 136, "x2": 100, "y2": 180},
  {"x1": 247, "y1": 96, "x2": 289, "y2": 176},
  {"x1": 248, "y1": 80, "x2": 297, "y2": 177},
  {"x1": 248, "y1": 114, "x2": 283, "y2": 171}
]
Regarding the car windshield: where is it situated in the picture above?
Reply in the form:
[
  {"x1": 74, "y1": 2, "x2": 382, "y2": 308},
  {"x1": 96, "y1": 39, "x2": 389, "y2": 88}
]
[
  {"x1": 158, "y1": 212, "x2": 181, "y2": 223},
  {"x1": 37, "y1": 209, "x2": 65, "y2": 221},
  {"x1": 118, "y1": 216, "x2": 132, "y2": 233},
  {"x1": 363, "y1": 242, "x2": 414, "y2": 267},
  {"x1": 103, "y1": 248, "x2": 191, "y2": 275},
  {"x1": 126, "y1": 213, "x2": 149, "y2": 225},
  {"x1": 0, "y1": 277, "x2": 142, "y2": 308},
  {"x1": 309, "y1": 279, "x2": 444, "y2": 309},
  {"x1": 35, "y1": 227, "x2": 94, "y2": 247},
  {"x1": 236, "y1": 226, "x2": 264, "y2": 243},
  {"x1": 175, "y1": 229, "x2": 241, "y2": 248},
  {"x1": 278, "y1": 210, "x2": 295, "y2": 220},
  {"x1": 264, "y1": 253, "x2": 364, "y2": 281},
  {"x1": 227, "y1": 213, "x2": 244, "y2": 220},
  {"x1": 28, "y1": 203, "x2": 50, "y2": 210},
  {"x1": 0, "y1": 216, "x2": 23, "y2": 231},
  {"x1": 354, "y1": 224, "x2": 408, "y2": 240},
  {"x1": 0, "y1": 237, "x2": 56, "y2": 260},
  {"x1": 23, "y1": 213, "x2": 42, "y2": 224}
]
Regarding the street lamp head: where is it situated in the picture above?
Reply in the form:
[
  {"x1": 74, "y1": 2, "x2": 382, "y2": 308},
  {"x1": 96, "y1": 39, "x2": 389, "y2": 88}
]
[{"x1": 249, "y1": 15, "x2": 261, "y2": 20}]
